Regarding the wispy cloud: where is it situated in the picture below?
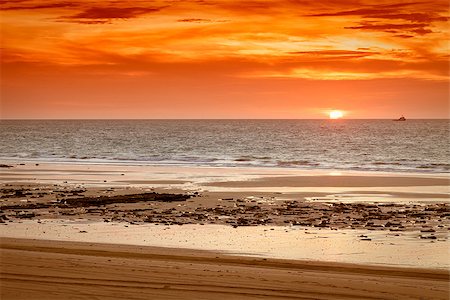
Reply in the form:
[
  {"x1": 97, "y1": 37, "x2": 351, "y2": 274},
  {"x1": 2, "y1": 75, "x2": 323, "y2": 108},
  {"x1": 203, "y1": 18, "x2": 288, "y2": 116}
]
[
  {"x1": 177, "y1": 18, "x2": 228, "y2": 23},
  {"x1": 0, "y1": 1, "x2": 77, "y2": 10},
  {"x1": 345, "y1": 22, "x2": 433, "y2": 35},
  {"x1": 60, "y1": 5, "x2": 168, "y2": 24},
  {"x1": 288, "y1": 50, "x2": 377, "y2": 59},
  {"x1": 1, "y1": 0, "x2": 448, "y2": 81},
  {"x1": 308, "y1": 1, "x2": 448, "y2": 36}
]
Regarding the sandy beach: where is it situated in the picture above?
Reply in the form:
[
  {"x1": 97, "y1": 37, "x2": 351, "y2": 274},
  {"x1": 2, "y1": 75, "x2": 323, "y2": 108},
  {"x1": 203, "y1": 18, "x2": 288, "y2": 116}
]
[
  {"x1": 1, "y1": 162, "x2": 449, "y2": 299},
  {"x1": 2, "y1": 238, "x2": 449, "y2": 300}
]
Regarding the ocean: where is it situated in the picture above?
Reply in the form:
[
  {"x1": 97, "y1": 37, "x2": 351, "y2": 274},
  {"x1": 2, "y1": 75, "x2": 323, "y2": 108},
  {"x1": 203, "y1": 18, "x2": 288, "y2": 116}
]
[{"x1": 0, "y1": 119, "x2": 449, "y2": 173}]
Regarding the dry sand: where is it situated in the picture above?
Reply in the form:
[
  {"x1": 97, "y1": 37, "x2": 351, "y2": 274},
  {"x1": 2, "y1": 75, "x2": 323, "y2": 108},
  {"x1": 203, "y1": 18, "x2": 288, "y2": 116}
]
[
  {"x1": 1, "y1": 238, "x2": 449, "y2": 300},
  {"x1": 2, "y1": 220, "x2": 449, "y2": 269}
]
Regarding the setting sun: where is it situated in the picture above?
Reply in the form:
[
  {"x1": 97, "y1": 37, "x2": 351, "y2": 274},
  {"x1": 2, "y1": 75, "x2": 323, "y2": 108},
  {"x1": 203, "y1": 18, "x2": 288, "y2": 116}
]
[{"x1": 329, "y1": 110, "x2": 344, "y2": 119}]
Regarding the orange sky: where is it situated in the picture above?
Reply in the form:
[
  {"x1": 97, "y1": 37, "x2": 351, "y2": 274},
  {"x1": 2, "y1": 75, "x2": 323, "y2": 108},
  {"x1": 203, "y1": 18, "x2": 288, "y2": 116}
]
[{"x1": 1, "y1": 0, "x2": 449, "y2": 119}]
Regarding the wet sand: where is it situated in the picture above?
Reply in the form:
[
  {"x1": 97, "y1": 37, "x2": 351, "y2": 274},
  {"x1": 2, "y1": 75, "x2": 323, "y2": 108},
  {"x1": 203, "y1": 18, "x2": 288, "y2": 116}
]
[
  {"x1": 1, "y1": 238, "x2": 449, "y2": 300},
  {"x1": 1, "y1": 183, "x2": 448, "y2": 236},
  {"x1": 206, "y1": 175, "x2": 450, "y2": 187}
]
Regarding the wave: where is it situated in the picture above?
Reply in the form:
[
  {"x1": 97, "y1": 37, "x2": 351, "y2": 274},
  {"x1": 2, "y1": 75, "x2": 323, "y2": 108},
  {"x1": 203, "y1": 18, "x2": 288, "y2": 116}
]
[
  {"x1": 417, "y1": 163, "x2": 450, "y2": 170},
  {"x1": 234, "y1": 155, "x2": 272, "y2": 162},
  {"x1": 372, "y1": 162, "x2": 402, "y2": 166},
  {"x1": 1, "y1": 119, "x2": 448, "y2": 174},
  {"x1": 276, "y1": 160, "x2": 320, "y2": 167},
  {"x1": 2, "y1": 155, "x2": 449, "y2": 173}
]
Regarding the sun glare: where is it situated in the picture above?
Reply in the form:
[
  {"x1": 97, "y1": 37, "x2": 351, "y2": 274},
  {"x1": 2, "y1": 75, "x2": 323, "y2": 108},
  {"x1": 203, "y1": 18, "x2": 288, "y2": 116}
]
[{"x1": 329, "y1": 110, "x2": 344, "y2": 119}]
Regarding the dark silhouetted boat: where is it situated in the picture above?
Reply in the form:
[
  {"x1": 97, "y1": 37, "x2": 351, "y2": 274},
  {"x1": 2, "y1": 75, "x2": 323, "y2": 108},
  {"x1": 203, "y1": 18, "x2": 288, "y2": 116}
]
[{"x1": 394, "y1": 116, "x2": 406, "y2": 121}]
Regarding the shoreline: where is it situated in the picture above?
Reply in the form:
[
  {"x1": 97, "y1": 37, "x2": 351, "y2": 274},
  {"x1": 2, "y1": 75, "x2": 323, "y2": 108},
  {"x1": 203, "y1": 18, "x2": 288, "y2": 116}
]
[
  {"x1": 1, "y1": 159, "x2": 448, "y2": 181},
  {"x1": 1, "y1": 160, "x2": 448, "y2": 200},
  {"x1": 1, "y1": 157, "x2": 449, "y2": 176}
]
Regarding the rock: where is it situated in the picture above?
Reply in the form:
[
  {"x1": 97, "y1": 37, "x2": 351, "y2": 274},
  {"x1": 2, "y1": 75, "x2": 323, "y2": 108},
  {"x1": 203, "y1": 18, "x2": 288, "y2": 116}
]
[
  {"x1": 15, "y1": 211, "x2": 36, "y2": 219},
  {"x1": 314, "y1": 220, "x2": 329, "y2": 228},
  {"x1": 420, "y1": 228, "x2": 435, "y2": 233},
  {"x1": 420, "y1": 235, "x2": 437, "y2": 240}
]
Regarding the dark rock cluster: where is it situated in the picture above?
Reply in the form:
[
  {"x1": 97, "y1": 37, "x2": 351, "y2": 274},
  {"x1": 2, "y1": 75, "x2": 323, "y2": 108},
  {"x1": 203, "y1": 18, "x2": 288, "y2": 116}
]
[{"x1": 1, "y1": 184, "x2": 448, "y2": 240}]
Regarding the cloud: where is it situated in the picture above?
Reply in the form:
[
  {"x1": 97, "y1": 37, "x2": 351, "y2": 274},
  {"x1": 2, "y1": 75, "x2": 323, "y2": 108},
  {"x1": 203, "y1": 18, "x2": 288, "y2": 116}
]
[
  {"x1": 310, "y1": 2, "x2": 422, "y2": 18},
  {"x1": 363, "y1": 13, "x2": 448, "y2": 23},
  {"x1": 177, "y1": 18, "x2": 228, "y2": 23},
  {"x1": 61, "y1": 6, "x2": 166, "y2": 23},
  {"x1": 394, "y1": 34, "x2": 414, "y2": 39},
  {"x1": 177, "y1": 18, "x2": 211, "y2": 23},
  {"x1": 1, "y1": 0, "x2": 29, "y2": 3},
  {"x1": 308, "y1": 1, "x2": 448, "y2": 36},
  {"x1": 288, "y1": 50, "x2": 377, "y2": 59},
  {"x1": 1, "y1": 0, "x2": 448, "y2": 83},
  {"x1": 216, "y1": 1, "x2": 274, "y2": 13},
  {"x1": 0, "y1": 1, "x2": 77, "y2": 10},
  {"x1": 1, "y1": 1, "x2": 169, "y2": 23},
  {"x1": 345, "y1": 22, "x2": 433, "y2": 35}
]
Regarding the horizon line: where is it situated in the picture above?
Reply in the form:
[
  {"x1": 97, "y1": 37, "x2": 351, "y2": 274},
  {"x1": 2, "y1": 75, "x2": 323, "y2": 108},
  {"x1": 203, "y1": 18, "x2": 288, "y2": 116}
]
[{"x1": 1, "y1": 118, "x2": 449, "y2": 121}]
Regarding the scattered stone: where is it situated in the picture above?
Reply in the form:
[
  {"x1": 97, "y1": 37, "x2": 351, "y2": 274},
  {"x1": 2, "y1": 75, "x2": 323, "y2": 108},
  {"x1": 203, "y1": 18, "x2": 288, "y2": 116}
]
[
  {"x1": 420, "y1": 235, "x2": 437, "y2": 240},
  {"x1": 1, "y1": 184, "x2": 449, "y2": 234},
  {"x1": 420, "y1": 228, "x2": 436, "y2": 233}
]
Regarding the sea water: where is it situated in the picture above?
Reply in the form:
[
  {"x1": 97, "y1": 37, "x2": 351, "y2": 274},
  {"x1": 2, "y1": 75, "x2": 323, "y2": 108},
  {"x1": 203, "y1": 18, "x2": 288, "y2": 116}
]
[{"x1": 0, "y1": 119, "x2": 448, "y2": 173}]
